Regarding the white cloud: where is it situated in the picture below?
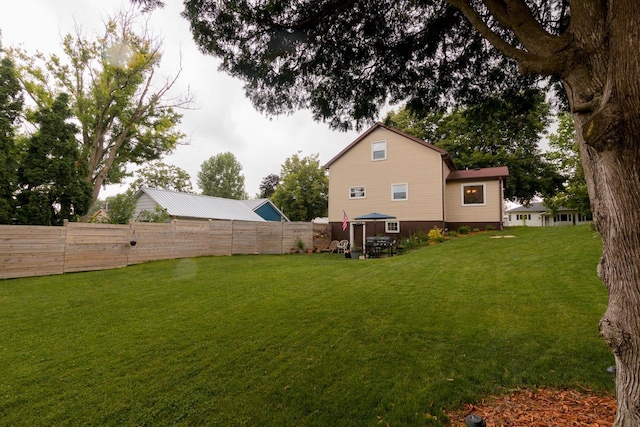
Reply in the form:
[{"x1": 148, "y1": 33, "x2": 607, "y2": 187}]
[{"x1": 0, "y1": 0, "x2": 363, "y2": 198}]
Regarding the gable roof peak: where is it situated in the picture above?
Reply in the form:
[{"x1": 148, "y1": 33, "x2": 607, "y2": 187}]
[{"x1": 324, "y1": 122, "x2": 455, "y2": 169}]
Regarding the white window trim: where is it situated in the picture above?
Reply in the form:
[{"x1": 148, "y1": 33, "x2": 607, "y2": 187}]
[
  {"x1": 371, "y1": 140, "x2": 387, "y2": 161},
  {"x1": 461, "y1": 182, "x2": 486, "y2": 206},
  {"x1": 391, "y1": 183, "x2": 408, "y2": 201},
  {"x1": 349, "y1": 186, "x2": 366, "y2": 199},
  {"x1": 385, "y1": 220, "x2": 400, "y2": 233}
]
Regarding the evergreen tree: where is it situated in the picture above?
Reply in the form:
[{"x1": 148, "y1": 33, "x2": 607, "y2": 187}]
[
  {"x1": 16, "y1": 93, "x2": 92, "y2": 225},
  {"x1": 0, "y1": 55, "x2": 23, "y2": 223}
]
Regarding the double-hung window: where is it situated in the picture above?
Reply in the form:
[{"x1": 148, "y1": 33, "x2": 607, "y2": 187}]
[
  {"x1": 371, "y1": 141, "x2": 387, "y2": 161},
  {"x1": 392, "y1": 183, "x2": 408, "y2": 201}
]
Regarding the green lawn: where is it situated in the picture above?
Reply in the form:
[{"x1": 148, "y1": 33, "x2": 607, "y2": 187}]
[{"x1": 0, "y1": 225, "x2": 613, "y2": 426}]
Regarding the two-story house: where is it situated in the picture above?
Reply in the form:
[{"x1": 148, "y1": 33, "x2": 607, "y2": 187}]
[{"x1": 324, "y1": 123, "x2": 509, "y2": 242}]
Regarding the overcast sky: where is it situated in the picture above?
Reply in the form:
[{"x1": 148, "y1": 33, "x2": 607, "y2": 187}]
[{"x1": 0, "y1": 0, "x2": 368, "y2": 198}]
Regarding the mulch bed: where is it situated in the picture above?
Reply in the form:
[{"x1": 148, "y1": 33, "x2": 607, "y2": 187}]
[{"x1": 446, "y1": 388, "x2": 616, "y2": 426}]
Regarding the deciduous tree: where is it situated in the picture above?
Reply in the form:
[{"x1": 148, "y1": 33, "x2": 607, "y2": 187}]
[
  {"x1": 384, "y1": 92, "x2": 564, "y2": 204},
  {"x1": 9, "y1": 8, "x2": 188, "y2": 219},
  {"x1": 270, "y1": 152, "x2": 327, "y2": 222},
  {"x1": 258, "y1": 173, "x2": 279, "y2": 199},
  {"x1": 149, "y1": 1, "x2": 640, "y2": 423},
  {"x1": 129, "y1": 161, "x2": 193, "y2": 193},
  {"x1": 105, "y1": 191, "x2": 137, "y2": 224},
  {"x1": 544, "y1": 111, "x2": 590, "y2": 217},
  {"x1": 197, "y1": 152, "x2": 246, "y2": 199}
]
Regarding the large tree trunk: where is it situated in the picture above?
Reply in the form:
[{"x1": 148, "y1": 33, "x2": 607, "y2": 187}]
[{"x1": 566, "y1": 1, "x2": 640, "y2": 424}]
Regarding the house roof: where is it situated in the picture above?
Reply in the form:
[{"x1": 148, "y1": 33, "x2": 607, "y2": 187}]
[
  {"x1": 240, "y1": 199, "x2": 290, "y2": 222},
  {"x1": 506, "y1": 202, "x2": 574, "y2": 213},
  {"x1": 135, "y1": 187, "x2": 265, "y2": 222},
  {"x1": 323, "y1": 122, "x2": 457, "y2": 170},
  {"x1": 446, "y1": 166, "x2": 510, "y2": 182}
]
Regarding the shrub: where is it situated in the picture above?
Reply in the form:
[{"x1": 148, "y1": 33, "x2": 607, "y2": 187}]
[
  {"x1": 447, "y1": 230, "x2": 458, "y2": 238},
  {"x1": 472, "y1": 227, "x2": 480, "y2": 233},
  {"x1": 485, "y1": 225, "x2": 496, "y2": 231},
  {"x1": 458, "y1": 225, "x2": 471, "y2": 235},
  {"x1": 428, "y1": 226, "x2": 445, "y2": 243}
]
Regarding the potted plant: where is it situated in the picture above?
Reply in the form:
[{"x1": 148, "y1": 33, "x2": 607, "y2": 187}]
[
  {"x1": 296, "y1": 237, "x2": 306, "y2": 253},
  {"x1": 350, "y1": 243, "x2": 362, "y2": 260}
]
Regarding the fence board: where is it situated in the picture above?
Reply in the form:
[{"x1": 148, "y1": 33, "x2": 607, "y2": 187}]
[
  {"x1": 64, "y1": 223, "x2": 129, "y2": 273},
  {"x1": 0, "y1": 220, "x2": 314, "y2": 279},
  {"x1": 232, "y1": 222, "x2": 258, "y2": 255},
  {"x1": 0, "y1": 225, "x2": 66, "y2": 279}
]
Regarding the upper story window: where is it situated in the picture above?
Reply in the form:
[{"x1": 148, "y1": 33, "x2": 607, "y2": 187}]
[
  {"x1": 462, "y1": 183, "x2": 485, "y2": 205},
  {"x1": 349, "y1": 186, "x2": 366, "y2": 199},
  {"x1": 371, "y1": 141, "x2": 387, "y2": 161},
  {"x1": 392, "y1": 183, "x2": 408, "y2": 201}
]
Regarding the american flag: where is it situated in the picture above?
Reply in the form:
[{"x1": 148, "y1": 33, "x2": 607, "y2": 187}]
[{"x1": 342, "y1": 210, "x2": 348, "y2": 231}]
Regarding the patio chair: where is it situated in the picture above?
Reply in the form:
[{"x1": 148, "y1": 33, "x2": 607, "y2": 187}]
[
  {"x1": 337, "y1": 240, "x2": 349, "y2": 253},
  {"x1": 320, "y1": 240, "x2": 339, "y2": 253}
]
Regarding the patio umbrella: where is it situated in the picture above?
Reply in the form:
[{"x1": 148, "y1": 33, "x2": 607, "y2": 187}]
[{"x1": 354, "y1": 212, "x2": 397, "y2": 221}]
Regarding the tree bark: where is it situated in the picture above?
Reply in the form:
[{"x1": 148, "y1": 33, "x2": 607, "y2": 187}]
[{"x1": 565, "y1": 1, "x2": 640, "y2": 425}]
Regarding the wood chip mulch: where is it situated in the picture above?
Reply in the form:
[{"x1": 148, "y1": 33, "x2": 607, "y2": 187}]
[{"x1": 446, "y1": 388, "x2": 616, "y2": 426}]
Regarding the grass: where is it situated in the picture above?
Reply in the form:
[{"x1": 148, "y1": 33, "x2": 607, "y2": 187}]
[{"x1": 0, "y1": 225, "x2": 613, "y2": 426}]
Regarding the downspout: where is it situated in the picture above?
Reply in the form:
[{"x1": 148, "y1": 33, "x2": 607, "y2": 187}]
[
  {"x1": 441, "y1": 156, "x2": 447, "y2": 231},
  {"x1": 499, "y1": 177, "x2": 505, "y2": 231}
]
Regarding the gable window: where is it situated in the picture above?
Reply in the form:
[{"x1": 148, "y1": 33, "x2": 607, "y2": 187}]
[
  {"x1": 371, "y1": 141, "x2": 387, "y2": 161},
  {"x1": 392, "y1": 183, "x2": 408, "y2": 201},
  {"x1": 462, "y1": 183, "x2": 485, "y2": 205},
  {"x1": 386, "y1": 221, "x2": 400, "y2": 233},
  {"x1": 349, "y1": 186, "x2": 366, "y2": 199}
]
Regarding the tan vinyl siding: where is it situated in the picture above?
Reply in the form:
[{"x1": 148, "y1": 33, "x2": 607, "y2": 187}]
[
  {"x1": 328, "y1": 127, "x2": 444, "y2": 222},
  {"x1": 445, "y1": 179, "x2": 503, "y2": 222}
]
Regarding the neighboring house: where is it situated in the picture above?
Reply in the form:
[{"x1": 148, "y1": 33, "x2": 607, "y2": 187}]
[
  {"x1": 133, "y1": 187, "x2": 265, "y2": 222},
  {"x1": 324, "y1": 123, "x2": 509, "y2": 240},
  {"x1": 90, "y1": 208, "x2": 110, "y2": 223},
  {"x1": 505, "y1": 202, "x2": 592, "y2": 227},
  {"x1": 240, "y1": 199, "x2": 290, "y2": 222}
]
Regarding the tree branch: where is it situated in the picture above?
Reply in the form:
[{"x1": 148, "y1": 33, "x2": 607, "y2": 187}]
[{"x1": 447, "y1": 0, "x2": 568, "y2": 75}]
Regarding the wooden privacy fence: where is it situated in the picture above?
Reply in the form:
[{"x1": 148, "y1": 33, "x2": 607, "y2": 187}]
[{"x1": 0, "y1": 220, "x2": 317, "y2": 280}]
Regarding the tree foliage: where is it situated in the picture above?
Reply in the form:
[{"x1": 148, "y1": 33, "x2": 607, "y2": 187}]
[
  {"x1": 0, "y1": 54, "x2": 23, "y2": 223},
  {"x1": 9, "y1": 8, "x2": 188, "y2": 212},
  {"x1": 129, "y1": 161, "x2": 193, "y2": 193},
  {"x1": 197, "y1": 152, "x2": 246, "y2": 199},
  {"x1": 544, "y1": 112, "x2": 590, "y2": 216},
  {"x1": 384, "y1": 92, "x2": 565, "y2": 204},
  {"x1": 270, "y1": 152, "x2": 328, "y2": 222},
  {"x1": 180, "y1": 0, "x2": 565, "y2": 130},
  {"x1": 15, "y1": 93, "x2": 93, "y2": 225},
  {"x1": 104, "y1": 191, "x2": 137, "y2": 224},
  {"x1": 258, "y1": 173, "x2": 280, "y2": 198}
]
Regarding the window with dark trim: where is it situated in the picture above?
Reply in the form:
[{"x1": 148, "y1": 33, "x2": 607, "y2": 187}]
[{"x1": 462, "y1": 184, "x2": 485, "y2": 205}]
